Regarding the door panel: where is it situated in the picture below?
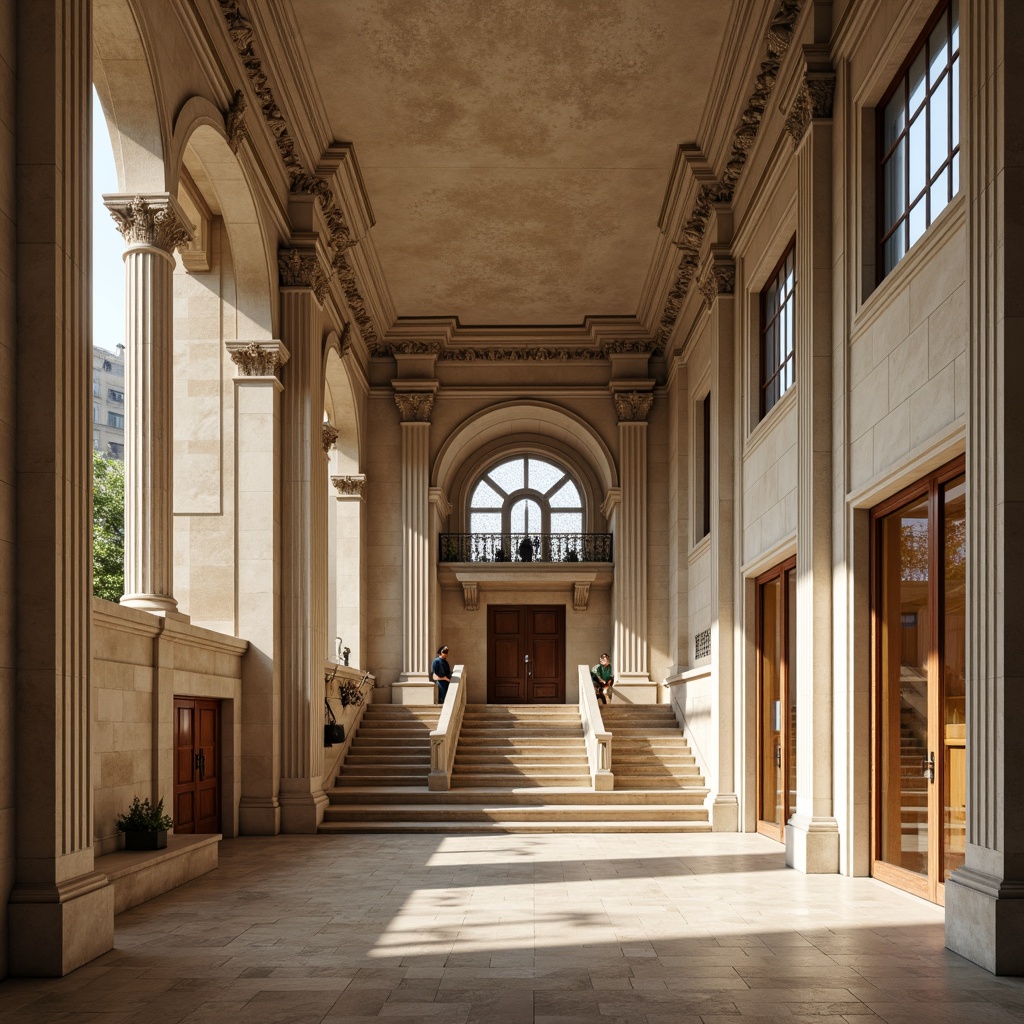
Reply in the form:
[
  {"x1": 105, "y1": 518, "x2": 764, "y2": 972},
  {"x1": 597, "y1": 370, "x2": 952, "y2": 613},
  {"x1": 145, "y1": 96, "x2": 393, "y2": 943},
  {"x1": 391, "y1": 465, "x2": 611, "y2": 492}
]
[
  {"x1": 487, "y1": 605, "x2": 565, "y2": 703},
  {"x1": 173, "y1": 697, "x2": 221, "y2": 835}
]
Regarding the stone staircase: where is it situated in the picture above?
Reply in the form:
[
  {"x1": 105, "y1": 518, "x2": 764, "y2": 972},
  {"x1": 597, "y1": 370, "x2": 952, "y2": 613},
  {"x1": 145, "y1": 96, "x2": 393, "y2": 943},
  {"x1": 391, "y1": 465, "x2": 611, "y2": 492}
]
[{"x1": 320, "y1": 701, "x2": 711, "y2": 834}]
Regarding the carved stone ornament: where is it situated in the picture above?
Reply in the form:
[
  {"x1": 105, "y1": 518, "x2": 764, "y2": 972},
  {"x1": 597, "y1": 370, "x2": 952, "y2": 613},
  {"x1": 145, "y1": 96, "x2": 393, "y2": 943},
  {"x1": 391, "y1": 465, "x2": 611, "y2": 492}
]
[
  {"x1": 394, "y1": 392, "x2": 435, "y2": 422},
  {"x1": 229, "y1": 341, "x2": 280, "y2": 377},
  {"x1": 613, "y1": 391, "x2": 654, "y2": 423},
  {"x1": 440, "y1": 346, "x2": 605, "y2": 362},
  {"x1": 573, "y1": 581, "x2": 591, "y2": 613},
  {"x1": 698, "y1": 262, "x2": 737, "y2": 309},
  {"x1": 602, "y1": 339, "x2": 655, "y2": 356},
  {"x1": 784, "y1": 75, "x2": 836, "y2": 148},
  {"x1": 656, "y1": 0, "x2": 802, "y2": 352},
  {"x1": 225, "y1": 89, "x2": 250, "y2": 153},
  {"x1": 462, "y1": 581, "x2": 479, "y2": 613},
  {"x1": 331, "y1": 474, "x2": 366, "y2": 498},
  {"x1": 278, "y1": 249, "x2": 328, "y2": 303},
  {"x1": 322, "y1": 422, "x2": 340, "y2": 453},
  {"x1": 106, "y1": 194, "x2": 193, "y2": 254}
]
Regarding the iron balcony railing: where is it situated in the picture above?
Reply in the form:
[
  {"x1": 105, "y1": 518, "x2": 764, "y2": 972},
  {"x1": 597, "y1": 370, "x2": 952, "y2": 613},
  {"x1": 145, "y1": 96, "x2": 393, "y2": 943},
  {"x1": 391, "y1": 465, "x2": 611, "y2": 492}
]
[{"x1": 438, "y1": 532, "x2": 613, "y2": 564}]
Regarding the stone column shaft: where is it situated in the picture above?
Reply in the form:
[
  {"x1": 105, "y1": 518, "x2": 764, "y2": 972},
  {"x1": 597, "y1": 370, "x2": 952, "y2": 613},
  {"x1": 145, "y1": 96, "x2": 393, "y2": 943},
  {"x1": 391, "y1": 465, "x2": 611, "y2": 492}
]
[
  {"x1": 401, "y1": 423, "x2": 431, "y2": 677},
  {"x1": 278, "y1": 283, "x2": 328, "y2": 831},
  {"x1": 10, "y1": 0, "x2": 114, "y2": 976},
  {"x1": 103, "y1": 193, "x2": 193, "y2": 614},
  {"x1": 787, "y1": 75, "x2": 839, "y2": 873}
]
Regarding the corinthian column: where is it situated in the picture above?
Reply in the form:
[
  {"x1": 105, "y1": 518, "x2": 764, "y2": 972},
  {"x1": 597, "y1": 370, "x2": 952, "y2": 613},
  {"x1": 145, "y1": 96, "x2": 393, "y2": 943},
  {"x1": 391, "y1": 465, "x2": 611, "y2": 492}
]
[
  {"x1": 611, "y1": 389, "x2": 656, "y2": 703},
  {"x1": 277, "y1": 249, "x2": 330, "y2": 832},
  {"x1": 393, "y1": 388, "x2": 437, "y2": 704},
  {"x1": 104, "y1": 193, "x2": 193, "y2": 614}
]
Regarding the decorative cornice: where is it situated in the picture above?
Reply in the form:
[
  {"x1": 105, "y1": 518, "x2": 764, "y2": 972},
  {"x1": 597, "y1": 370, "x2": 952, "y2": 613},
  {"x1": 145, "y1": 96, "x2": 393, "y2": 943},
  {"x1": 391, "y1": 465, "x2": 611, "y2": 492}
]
[
  {"x1": 439, "y1": 346, "x2": 606, "y2": 362},
  {"x1": 278, "y1": 248, "x2": 328, "y2": 303},
  {"x1": 697, "y1": 261, "x2": 737, "y2": 309},
  {"x1": 105, "y1": 194, "x2": 193, "y2": 254},
  {"x1": 332, "y1": 474, "x2": 366, "y2": 497},
  {"x1": 225, "y1": 89, "x2": 249, "y2": 153},
  {"x1": 217, "y1": 0, "x2": 378, "y2": 345},
  {"x1": 227, "y1": 340, "x2": 288, "y2": 377},
  {"x1": 322, "y1": 422, "x2": 339, "y2": 453},
  {"x1": 655, "y1": 0, "x2": 802, "y2": 352},
  {"x1": 784, "y1": 74, "x2": 836, "y2": 148},
  {"x1": 394, "y1": 393, "x2": 435, "y2": 422},
  {"x1": 613, "y1": 391, "x2": 654, "y2": 422},
  {"x1": 601, "y1": 339, "x2": 656, "y2": 356}
]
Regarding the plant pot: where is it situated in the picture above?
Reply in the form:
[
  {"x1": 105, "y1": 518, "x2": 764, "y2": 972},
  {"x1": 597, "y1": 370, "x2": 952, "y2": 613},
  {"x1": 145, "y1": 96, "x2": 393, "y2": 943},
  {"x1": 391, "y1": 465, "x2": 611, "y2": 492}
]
[{"x1": 123, "y1": 829, "x2": 168, "y2": 851}]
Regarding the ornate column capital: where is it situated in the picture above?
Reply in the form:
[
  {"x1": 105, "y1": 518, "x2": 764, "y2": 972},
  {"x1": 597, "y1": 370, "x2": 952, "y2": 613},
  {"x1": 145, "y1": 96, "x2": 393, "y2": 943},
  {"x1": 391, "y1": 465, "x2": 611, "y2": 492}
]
[
  {"x1": 429, "y1": 486, "x2": 453, "y2": 519},
  {"x1": 394, "y1": 392, "x2": 436, "y2": 423},
  {"x1": 322, "y1": 421, "x2": 340, "y2": 453},
  {"x1": 613, "y1": 390, "x2": 654, "y2": 423},
  {"x1": 331, "y1": 474, "x2": 366, "y2": 498},
  {"x1": 225, "y1": 88, "x2": 250, "y2": 153},
  {"x1": 103, "y1": 193, "x2": 194, "y2": 254},
  {"x1": 784, "y1": 46, "x2": 836, "y2": 149},
  {"x1": 278, "y1": 248, "x2": 329, "y2": 304},
  {"x1": 226, "y1": 339, "x2": 290, "y2": 378},
  {"x1": 698, "y1": 259, "x2": 737, "y2": 309}
]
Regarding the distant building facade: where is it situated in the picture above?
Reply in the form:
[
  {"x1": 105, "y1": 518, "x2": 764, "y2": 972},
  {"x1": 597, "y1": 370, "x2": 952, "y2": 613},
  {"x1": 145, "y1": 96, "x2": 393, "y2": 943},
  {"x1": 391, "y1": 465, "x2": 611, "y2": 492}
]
[{"x1": 92, "y1": 344, "x2": 124, "y2": 460}]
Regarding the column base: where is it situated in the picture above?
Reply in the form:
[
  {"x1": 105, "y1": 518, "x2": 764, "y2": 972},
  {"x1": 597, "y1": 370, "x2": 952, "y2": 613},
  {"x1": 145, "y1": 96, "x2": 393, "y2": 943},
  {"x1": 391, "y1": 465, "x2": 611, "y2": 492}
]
[
  {"x1": 278, "y1": 785, "x2": 328, "y2": 834},
  {"x1": 785, "y1": 813, "x2": 839, "y2": 873},
  {"x1": 610, "y1": 675, "x2": 659, "y2": 704},
  {"x1": 946, "y1": 867, "x2": 1024, "y2": 975},
  {"x1": 120, "y1": 593, "x2": 185, "y2": 618},
  {"x1": 393, "y1": 675, "x2": 436, "y2": 705},
  {"x1": 238, "y1": 796, "x2": 281, "y2": 835},
  {"x1": 710, "y1": 793, "x2": 739, "y2": 832},
  {"x1": 8, "y1": 873, "x2": 113, "y2": 976}
]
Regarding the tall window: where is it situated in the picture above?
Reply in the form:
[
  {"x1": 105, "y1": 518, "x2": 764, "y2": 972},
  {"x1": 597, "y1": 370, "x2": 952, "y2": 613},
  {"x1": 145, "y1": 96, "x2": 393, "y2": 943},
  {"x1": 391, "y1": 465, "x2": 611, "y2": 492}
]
[
  {"x1": 879, "y1": 1, "x2": 960, "y2": 279},
  {"x1": 695, "y1": 392, "x2": 711, "y2": 543},
  {"x1": 760, "y1": 244, "x2": 796, "y2": 417},
  {"x1": 470, "y1": 456, "x2": 583, "y2": 537}
]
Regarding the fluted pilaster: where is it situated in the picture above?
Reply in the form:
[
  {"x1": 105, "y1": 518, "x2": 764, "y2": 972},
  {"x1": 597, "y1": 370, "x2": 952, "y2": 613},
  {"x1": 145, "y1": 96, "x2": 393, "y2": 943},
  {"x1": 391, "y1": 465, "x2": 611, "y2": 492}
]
[
  {"x1": 104, "y1": 193, "x2": 193, "y2": 613},
  {"x1": 400, "y1": 421, "x2": 432, "y2": 677},
  {"x1": 787, "y1": 55, "x2": 839, "y2": 874}
]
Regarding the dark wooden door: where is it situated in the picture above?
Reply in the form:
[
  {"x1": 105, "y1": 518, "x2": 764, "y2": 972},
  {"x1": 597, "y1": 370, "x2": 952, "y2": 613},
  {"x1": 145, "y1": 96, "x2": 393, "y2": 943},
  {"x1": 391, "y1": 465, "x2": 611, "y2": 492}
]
[
  {"x1": 487, "y1": 605, "x2": 565, "y2": 703},
  {"x1": 173, "y1": 697, "x2": 220, "y2": 834}
]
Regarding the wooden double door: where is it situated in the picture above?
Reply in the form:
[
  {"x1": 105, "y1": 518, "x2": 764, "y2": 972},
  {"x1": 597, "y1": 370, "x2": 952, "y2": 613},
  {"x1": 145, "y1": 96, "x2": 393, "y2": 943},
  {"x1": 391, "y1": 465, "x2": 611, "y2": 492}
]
[
  {"x1": 487, "y1": 605, "x2": 565, "y2": 703},
  {"x1": 173, "y1": 697, "x2": 221, "y2": 834}
]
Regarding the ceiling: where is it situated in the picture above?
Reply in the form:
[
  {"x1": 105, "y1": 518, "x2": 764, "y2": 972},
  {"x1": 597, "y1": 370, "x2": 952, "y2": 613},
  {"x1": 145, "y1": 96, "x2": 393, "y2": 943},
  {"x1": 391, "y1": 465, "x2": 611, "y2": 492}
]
[{"x1": 290, "y1": 0, "x2": 736, "y2": 327}]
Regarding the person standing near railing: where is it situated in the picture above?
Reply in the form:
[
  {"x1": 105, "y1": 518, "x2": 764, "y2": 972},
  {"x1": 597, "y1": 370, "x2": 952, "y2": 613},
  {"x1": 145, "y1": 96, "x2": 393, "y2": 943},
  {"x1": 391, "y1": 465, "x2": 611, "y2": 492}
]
[{"x1": 431, "y1": 644, "x2": 452, "y2": 704}]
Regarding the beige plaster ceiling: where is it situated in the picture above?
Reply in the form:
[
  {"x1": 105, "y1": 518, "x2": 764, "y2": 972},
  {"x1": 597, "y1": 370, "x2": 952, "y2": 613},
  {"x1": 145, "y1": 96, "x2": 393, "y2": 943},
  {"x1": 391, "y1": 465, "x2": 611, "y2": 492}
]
[{"x1": 290, "y1": 0, "x2": 735, "y2": 327}]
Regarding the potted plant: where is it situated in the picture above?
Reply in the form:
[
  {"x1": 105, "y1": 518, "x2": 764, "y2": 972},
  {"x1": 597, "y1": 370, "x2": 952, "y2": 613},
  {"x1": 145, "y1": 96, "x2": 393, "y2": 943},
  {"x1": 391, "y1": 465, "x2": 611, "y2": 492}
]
[{"x1": 116, "y1": 796, "x2": 173, "y2": 850}]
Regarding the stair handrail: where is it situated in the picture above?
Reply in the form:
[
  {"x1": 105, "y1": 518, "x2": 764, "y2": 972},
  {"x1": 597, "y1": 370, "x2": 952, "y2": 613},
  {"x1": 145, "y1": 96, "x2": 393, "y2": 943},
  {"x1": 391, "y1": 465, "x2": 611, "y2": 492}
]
[
  {"x1": 578, "y1": 664, "x2": 613, "y2": 790},
  {"x1": 428, "y1": 663, "x2": 466, "y2": 791}
]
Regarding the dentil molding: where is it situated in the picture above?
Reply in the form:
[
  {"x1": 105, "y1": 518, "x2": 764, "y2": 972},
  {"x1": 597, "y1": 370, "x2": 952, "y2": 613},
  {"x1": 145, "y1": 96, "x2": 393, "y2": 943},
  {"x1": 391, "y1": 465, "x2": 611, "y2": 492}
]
[{"x1": 104, "y1": 193, "x2": 194, "y2": 254}]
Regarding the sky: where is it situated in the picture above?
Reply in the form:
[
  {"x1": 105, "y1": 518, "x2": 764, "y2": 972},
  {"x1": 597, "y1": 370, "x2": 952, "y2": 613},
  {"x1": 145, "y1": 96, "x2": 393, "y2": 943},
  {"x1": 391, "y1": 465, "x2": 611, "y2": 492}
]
[{"x1": 92, "y1": 89, "x2": 126, "y2": 353}]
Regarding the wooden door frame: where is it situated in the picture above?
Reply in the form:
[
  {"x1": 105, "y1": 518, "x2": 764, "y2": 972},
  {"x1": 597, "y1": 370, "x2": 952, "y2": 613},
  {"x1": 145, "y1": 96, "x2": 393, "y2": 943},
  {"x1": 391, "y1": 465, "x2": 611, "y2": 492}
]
[
  {"x1": 869, "y1": 454, "x2": 965, "y2": 905},
  {"x1": 486, "y1": 603, "x2": 566, "y2": 704},
  {"x1": 755, "y1": 556, "x2": 796, "y2": 842}
]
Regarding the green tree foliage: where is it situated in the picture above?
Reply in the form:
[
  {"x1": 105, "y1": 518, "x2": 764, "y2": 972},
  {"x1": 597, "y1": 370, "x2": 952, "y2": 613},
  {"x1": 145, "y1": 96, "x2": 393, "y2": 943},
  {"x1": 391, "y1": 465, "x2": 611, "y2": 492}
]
[{"x1": 93, "y1": 450, "x2": 125, "y2": 601}]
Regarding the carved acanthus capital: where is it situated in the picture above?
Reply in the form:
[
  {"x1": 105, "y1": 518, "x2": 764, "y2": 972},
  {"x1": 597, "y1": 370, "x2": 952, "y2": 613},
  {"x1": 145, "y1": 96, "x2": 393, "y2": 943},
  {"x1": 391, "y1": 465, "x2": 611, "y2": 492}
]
[
  {"x1": 322, "y1": 421, "x2": 340, "y2": 453},
  {"x1": 613, "y1": 391, "x2": 654, "y2": 423},
  {"x1": 332, "y1": 474, "x2": 366, "y2": 498},
  {"x1": 784, "y1": 74, "x2": 835, "y2": 149},
  {"x1": 698, "y1": 261, "x2": 736, "y2": 309},
  {"x1": 225, "y1": 89, "x2": 250, "y2": 153},
  {"x1": 278, "y1": 248, "x2": 329, "y2": 303},
  {"x1": 104, "y1": 193, "x2": 194, "y2": 254},
  {"x1": 227, "y1": 340, "x2": 289, "y2": 377},
  {"x1": 394, "y1": 392, "x2": 435, "y2": 423}
]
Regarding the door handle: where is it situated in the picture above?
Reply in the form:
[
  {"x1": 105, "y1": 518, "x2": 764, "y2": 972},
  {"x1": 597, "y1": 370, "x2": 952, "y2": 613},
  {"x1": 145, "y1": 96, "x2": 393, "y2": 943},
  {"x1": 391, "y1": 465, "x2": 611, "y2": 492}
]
[
  {"x1": 774, "y1": 745, "x2": 781, "y2": 769},
  {"x1": 195, "y1": 749, "x2": 206, "y2": 782},
  {"x1": 524, "y1": 653, "x2": 532, "y2": 678},
  {"x1": 923, "y1": 751, "x2": 935, "y2": 783}
]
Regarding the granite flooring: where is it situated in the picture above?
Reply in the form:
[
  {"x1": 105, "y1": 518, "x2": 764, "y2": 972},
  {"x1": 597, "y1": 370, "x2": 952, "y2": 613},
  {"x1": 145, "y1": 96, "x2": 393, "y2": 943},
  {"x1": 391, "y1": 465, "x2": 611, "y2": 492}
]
[{"x1": 1, "y1": 832, "x2": 1023, "y2": 1022}]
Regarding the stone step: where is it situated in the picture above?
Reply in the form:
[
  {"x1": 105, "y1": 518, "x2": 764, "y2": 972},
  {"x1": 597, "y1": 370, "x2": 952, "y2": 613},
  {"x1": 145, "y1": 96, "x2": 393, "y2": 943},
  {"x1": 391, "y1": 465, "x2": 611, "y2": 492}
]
[
  {"x1": 451, "y1": 773, "x2": 592, "y2": 788},
  {"x1": 345, "y1": 754, "x2": 431, "y2": 765},
  {"x1": 325, "y1": 786, "x2": 709, "y2": 806},
  {"x1": 614, "y1": 776, "x2": 706, "y2": 790},
  {"x1": 334, "y1": 775, "x2": 428, "y2": 787},
  {"x1": 318, "y1": 819, "x2": 713, "y2": 834},
  {"x1": 322, "y1": 804, "x2": 711, "y2": 824}
]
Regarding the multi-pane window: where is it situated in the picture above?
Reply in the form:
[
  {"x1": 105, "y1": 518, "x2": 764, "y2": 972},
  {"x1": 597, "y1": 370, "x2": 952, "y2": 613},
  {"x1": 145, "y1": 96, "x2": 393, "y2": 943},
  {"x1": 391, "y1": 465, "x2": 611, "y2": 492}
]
[
  {"x1": 469, "y1": 456, "x2": 583, "y2": 537},
  {"x1": 108, "y1": 389, "x2": 123, "y2": 403},
  {"x1": 879, "y1": 0, "x2": 960, "y2": 278},
  {"x1": 107, "y1": 411, "x2": 124, "y2": 429},
  {"x1": 760, "y1": 244, "x2": 796, "y2": 417}
]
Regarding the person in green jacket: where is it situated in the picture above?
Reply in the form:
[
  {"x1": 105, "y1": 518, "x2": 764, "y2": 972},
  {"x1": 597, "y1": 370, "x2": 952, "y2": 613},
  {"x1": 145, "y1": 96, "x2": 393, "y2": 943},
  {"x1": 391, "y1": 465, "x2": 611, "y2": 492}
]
[{"x1": 591, "y1": 653, "x2": 614, "y2": 704}]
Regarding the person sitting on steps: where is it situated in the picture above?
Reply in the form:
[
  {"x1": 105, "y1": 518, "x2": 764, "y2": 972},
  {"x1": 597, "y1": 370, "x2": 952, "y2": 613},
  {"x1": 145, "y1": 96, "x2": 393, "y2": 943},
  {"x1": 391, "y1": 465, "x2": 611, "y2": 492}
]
[{"x1": 590, "y1": 653, "x2": 614, "y2": 705}]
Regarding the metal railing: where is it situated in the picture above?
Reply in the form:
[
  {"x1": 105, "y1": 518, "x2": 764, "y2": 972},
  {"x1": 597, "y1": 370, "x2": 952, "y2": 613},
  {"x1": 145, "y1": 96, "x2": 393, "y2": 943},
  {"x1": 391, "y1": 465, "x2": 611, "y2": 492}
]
[
  {"x1": 429, "y1": 664, "x2": 466, "y2": 791},
  {"x1": 439, "y1": 532, "x2": 612, "y2": 563}
]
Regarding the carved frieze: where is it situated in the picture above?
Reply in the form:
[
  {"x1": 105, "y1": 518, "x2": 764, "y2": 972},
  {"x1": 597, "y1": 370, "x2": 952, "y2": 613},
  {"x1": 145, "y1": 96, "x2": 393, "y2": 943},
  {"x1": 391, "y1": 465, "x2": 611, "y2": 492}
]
[
  {"x1": 322, "y1": 422, "x2": 339, "y2": 453},
  {"x1": 394, "y1": 393, "x2": 435, "y2": 423},
  {"x1": 602, "y1": 339, "x2": 655, "y2": 356},
  {"x1": 440, "y1": 346, "x2": 605, "y2": 362},
  {"x1": 225, "y1": 89, "x2": 249, "y2": 153},
  {"x1": 697, "y1": 261, "x2": 736, "y2": 310},
  {"x1": 278, "y1": 249, "x2": 328, "y2": 304},
  {"x1": 105, "y1": 194, "x2": 193, "y2": 254},
  {"x1": 332, "y1": 474, "x2": 367, "y2": 498},
  {"x1": 228, "y1": 341, "x2": 281, "y2": 377},
  {"x1": 613, "y1": 391, "x2": 654, "y2": 423},
  {"x1": 656, "y1": 0, "x2": 803, "y2": 352}
]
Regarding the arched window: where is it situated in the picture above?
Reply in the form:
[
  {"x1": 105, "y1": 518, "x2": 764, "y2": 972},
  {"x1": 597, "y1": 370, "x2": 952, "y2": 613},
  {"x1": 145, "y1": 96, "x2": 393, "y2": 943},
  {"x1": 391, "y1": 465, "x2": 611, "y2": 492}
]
[{"x1": 470, "y1": 455, "x2": 584, "y2": 538}]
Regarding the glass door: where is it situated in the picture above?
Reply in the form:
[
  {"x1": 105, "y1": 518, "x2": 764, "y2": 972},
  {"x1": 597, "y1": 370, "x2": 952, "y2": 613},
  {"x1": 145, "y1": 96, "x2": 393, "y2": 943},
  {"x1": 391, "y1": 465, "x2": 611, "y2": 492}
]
[
  {"x1": 872, "y1": 459, "x2": 965, "y2": 904},
  {"x1": 757, "y1": 558, "x2": 797, "y2": 841}
]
